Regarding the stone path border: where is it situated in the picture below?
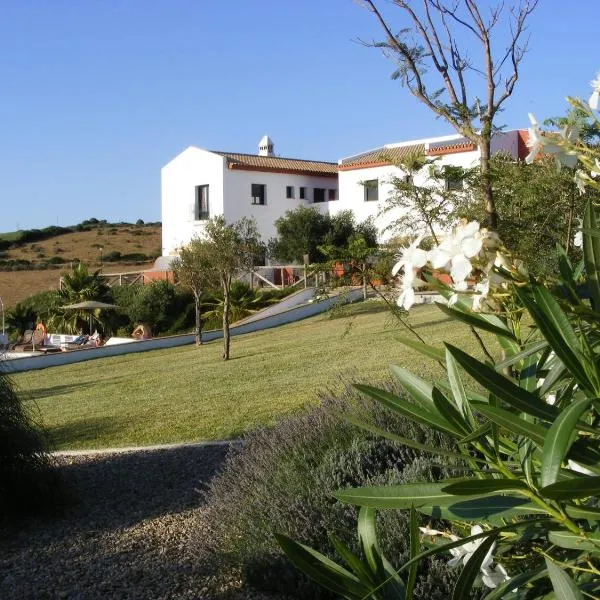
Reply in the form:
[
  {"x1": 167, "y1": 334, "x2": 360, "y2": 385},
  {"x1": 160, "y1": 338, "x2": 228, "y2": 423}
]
[{"x1": 52, "y1": 438, "x2": 242, "y2": 456}]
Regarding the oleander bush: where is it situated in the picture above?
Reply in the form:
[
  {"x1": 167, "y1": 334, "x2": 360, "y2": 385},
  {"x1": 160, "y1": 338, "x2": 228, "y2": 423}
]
[{"x1": 200, "y1": 385, "x2": 469, "y2": 599}]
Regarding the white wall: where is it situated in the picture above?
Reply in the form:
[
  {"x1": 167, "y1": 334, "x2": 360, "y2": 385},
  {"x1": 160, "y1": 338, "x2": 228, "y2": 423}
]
[
  {"x1": 335, "y1": 148, "x2": 480, "y2": 241},
  {"x1": 161, "y1": 147, "x2": 225, "y2": 255},
  {"x1": 222, "y1": 168, "x2": 338, "y2": 242}
]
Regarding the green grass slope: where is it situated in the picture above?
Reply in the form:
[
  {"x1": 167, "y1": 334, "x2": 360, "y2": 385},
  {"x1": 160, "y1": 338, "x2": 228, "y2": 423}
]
[{"x1": 14, "y1": 304, "x2": 482, "y2": 450}]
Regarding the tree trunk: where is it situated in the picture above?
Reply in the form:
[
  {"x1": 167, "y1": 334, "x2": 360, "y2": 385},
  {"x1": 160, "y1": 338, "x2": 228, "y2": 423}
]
[
  {"x1": 362, "y1": 265, "x2": 368, "y2": 300},
  {"x1": 194, "y1": 292, "x2": 202, "y2": 347},
  {"x1": 479, "y1": 137, "x2": 498, "y2": 230},
  {"x1": 222, "y1": 278, "x2": 231, "y2": 360}
]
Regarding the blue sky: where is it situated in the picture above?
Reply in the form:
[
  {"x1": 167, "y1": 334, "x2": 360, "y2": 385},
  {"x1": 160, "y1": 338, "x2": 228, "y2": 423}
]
[{"x1": 0, "y1": 0, "x2": 597, "y2": 231}]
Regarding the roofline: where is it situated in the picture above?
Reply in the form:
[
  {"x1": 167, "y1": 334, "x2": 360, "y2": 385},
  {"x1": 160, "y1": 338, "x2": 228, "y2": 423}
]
[
  {"x1": 226, "y1": 163, "x2": 338, "y2": 177},
  {"x1": 339, "y1": 128, "x2": 526, "y2": 164},
  {"x1": 212, "y1": 149, "x2": 337, "y2": 166}
]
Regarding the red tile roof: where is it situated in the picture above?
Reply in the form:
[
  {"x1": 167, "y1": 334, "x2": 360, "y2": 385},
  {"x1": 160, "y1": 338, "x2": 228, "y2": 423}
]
[
  {"x1": 213, "y1": 151, "x2": 338, "y2": 176},
  {"x1": 339, "y1": 144, "x2": 425, "y2": 170}
]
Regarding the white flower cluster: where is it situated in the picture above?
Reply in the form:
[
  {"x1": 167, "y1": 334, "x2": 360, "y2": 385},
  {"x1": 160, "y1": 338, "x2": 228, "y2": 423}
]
[
  {"x1": 392, "y1": 221, "x2": 505, "y2": 311},
  {"x1": 419, "y1": 525, "x2": 511, "y2": 589}
]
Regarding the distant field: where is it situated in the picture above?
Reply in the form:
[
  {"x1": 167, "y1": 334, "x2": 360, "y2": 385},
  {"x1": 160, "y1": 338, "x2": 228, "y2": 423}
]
[
  {"x1": 0, "y1": 263, "x2": 155, "y2": 307},
  {"x1": 0, "y1": 223, "x2": 161, "y2": 306},
  {"x1": 14, "y1": 303, "x2": 490, "y2": 450}
]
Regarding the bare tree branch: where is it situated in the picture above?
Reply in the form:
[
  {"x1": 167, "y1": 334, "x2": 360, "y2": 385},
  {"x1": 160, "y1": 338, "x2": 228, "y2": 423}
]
[{"x1": 359, "y1": 0, "x2": 538, "y2": 229}]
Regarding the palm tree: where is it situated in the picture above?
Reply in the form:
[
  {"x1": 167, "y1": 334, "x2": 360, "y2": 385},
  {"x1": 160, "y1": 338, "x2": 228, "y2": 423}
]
[
  {"x1": 6, "y1": 303, "x2": 38, "y2": 336},
  {"x1": 49, "y1": 263, "x2": 114, "y2": 334},
  {"x1": 202, "y1": 281, "x2": 275, "y2": 324}
]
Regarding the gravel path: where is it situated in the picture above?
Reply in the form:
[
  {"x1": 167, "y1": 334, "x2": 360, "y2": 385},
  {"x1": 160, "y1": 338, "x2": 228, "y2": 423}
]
[{"x1": 0, "y1": 444, "x2": 287, "y2": 600}]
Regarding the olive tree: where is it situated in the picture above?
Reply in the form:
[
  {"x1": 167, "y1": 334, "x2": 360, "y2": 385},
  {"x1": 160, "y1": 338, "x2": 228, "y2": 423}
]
[
  {"x1": 202, "y1": 216, "x2": 263, "y2": 360},
  {"x1": 171, "y1": 239, "x2": 217, "y2": 346}
]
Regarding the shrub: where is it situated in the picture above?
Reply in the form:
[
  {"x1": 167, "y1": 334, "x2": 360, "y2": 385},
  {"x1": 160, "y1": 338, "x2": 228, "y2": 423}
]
[
  {"x1": 112, "y1": 281, "x2": 195, "y2": 335},
  {"x1": 200, "y1": 385, "x2": 465, "y2": 599},
  {"x1": 0, "y1": 370, "x2": 62, "y2": 517}
]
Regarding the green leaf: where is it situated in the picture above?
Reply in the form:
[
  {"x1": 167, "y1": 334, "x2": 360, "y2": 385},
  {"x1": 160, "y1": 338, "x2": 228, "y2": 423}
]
[
  {"x1": 452, "y1": 532, "x2": 498, "y2": 600},
  {"x1": 435, "y1": 302, "x2": 517, "y2": 340},
  {"x1": 545, "y1": 558, "x2": 583, "y2": 600},
  {"x1": 432, "y1": 387, "x2": 471, "y2": 436},
  {"x1": 494, "y1": 340, "x2": 548, "y2": 371},
  {"x1": 389, "y1": 365, "x2": 435, "y2": 411},
  {"x1": 458, "y1": 422, "x2": 491, "y2": 443},
  {"x1": 329, "y1": 534, "x2": 375, "y2": 586},
  {"x1": 442, "y1": 479, "x2": 528, "y2": 495},
  {"x1": 470, "y1": 403, "x2": 547, "y2": 446},
  {"x1": 334, "y1": 410, "x2": 476, "y2": 463},
  {"x1": 519, "y1": 354, "x2": 539, "y2": 393},
  {"x1": 565, "y1": 503, "x2": 600, "y2": 520},
  {"x1": 445, "y1": 348, "x2": 475, "y2": 427},
  {"x1": 353, "y1": 384, "x2": 458, "y2": 436},
  {"x1": 541, "y1": 396, "x2": 595, "y2": 488},
  {"x1": 548, "y1": 530, "x2": 600, "y2": 553},
  {"x1": 357, "y1": 507, "x2": 406, "y2": 598},
  {"x1": 357, "y1": 507, "x2": 379, "y2": 575},
  {"x1": 406, "y1": 507, "x2": 418, "y2": 600},
  {"x1": 333, "y1": 481, "x2": 485, "y2": 509},
  {"x1": 396, "y1": 335, "x2": 445, "y2": 363},
  {"x1": 416, "y1": 495, "x2": 546, "y2": 521},
  {"x1": 515, "y1": 286, "x2": 592, "y2": 391},
  {"x1": 540, "y1": 476, "x2": 600, "y2": 500},
  {"x1": 446, "y1": 344, "x2": 557, "y2": 422},
  {"x1": 275, "y1": 533, "x2": 370, "y2": 599},
  {"x1": 583, "y1": 200, "x2": 600, "y2": 312}
]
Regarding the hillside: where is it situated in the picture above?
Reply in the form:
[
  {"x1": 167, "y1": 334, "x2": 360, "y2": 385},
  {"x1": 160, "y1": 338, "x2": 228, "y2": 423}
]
[{"x1": 0, "y1": 220, "x2": 162, "y2": 307}]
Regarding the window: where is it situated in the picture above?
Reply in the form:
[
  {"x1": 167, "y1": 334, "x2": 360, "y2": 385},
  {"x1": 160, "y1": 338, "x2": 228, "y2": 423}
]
[
  {"x1": 195, "y1": 185, "x2": 209, "y2": 220},
  {"x1": 364, "y1": 179, "x2": 379, "y2": 202},
  {"x1": 299, "y1": 187, "x2": 306, "y2": 199},
  {"x1": 328, "y1": 189, "x2": 338, "y2": 201},
  {"x1": 251, "y1": 183, "x2": 266, "y2": 205},
  {"x1": 286, "y1": 185, "x2": 295, "y2": 199},
  {"x1": 444, "y1": 167, "x2": 464, "y2": 191},
  {"x1": 313, "y1": 188, "x2": 326, "y2": 203}
]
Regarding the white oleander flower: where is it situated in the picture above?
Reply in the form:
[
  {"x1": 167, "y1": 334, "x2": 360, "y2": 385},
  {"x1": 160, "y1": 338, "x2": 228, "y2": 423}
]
[
  {"x1": 589, "y1": 73, "x2": 600, "y2": 110},
  {"x1": 393, "y1": 236, "x2": 428, "y2": 311},
  {"x1": 525, "y1": 113, "x2": 579, "y2": 170},
  {"x1": 396, "y1": 267, "x2": 418, "y2": 310},
  {"x1": 574, "y1": 230, "x2": 583, "y2": 248},
  {"x1": 446, "y1": 525, "x2": 511, "y2": 589},
  {"x1": 429, "y1": 221, "x2": 482, "y2": 285},
  {"x1": 481, "y1": 562, "x2": 511, "y2": 589},
  {"x1": 392, "y1": 235, "x2": 428, "y2": 277}
]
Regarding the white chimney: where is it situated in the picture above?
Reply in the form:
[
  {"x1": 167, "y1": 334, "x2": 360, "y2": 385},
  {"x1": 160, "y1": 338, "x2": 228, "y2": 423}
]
[{"x1": 258, "y1": 134, "x2": 274, "y2": 157}]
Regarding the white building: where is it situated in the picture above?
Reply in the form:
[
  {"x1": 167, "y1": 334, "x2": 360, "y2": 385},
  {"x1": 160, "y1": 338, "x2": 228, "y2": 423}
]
[
  {"x1": 161, "y1": 131, "x2": 527, "y2": 256},
  {"x1": 161, "y1": 136, "x2": 338, "y2": 256},
  {"x1": 335, "y1": 130, "x2": 527, "y2": 240}
]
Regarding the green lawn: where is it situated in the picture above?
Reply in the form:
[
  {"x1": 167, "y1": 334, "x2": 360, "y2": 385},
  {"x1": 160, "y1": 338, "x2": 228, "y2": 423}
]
[{"x1": 14, "y1": 303, "x2": 483, "y2": 450}]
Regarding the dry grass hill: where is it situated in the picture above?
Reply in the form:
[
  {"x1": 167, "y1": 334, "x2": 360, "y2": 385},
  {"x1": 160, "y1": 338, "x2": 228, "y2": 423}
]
[{"x1": 0, "y1": 220, "x2": 161, "y2": 307}]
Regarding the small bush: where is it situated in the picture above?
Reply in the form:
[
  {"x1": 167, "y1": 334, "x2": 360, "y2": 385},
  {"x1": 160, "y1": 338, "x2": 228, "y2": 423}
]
[
  {"x1": 0, "y1": 370, "x2": 62, "y2": 517},
  {"x1": 200, "y1": 386, "x2": 465, "y2": 599}
]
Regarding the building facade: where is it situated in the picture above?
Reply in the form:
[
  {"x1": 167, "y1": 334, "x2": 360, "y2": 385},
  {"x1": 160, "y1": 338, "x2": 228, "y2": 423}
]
[{"x1": 161, "y1": 131, "x2": 528, "y2": 257}]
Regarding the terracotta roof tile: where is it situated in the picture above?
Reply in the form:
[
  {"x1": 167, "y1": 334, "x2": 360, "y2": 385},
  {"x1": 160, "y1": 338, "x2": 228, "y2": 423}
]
[
  {"x1": 213, "y1": 151, "x2": 338, "y2": 176},
  {"x1": 339, "y1": 144, "x2": 425, "y2": 169}
]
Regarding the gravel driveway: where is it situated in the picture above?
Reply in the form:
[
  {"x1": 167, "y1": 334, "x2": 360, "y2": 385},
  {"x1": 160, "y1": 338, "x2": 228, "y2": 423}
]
[{"x1": 0, "y1": 444, "x2": 287, "y2": 600}]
